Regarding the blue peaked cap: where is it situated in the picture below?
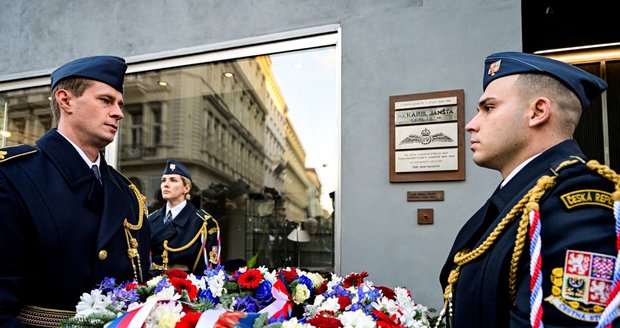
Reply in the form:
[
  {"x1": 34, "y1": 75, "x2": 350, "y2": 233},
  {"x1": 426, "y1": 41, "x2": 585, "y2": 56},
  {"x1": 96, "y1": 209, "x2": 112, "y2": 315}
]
[
  {"x1": 51, "y1": 55, "x2": 127, "y2": 93},
  {"x1": 483, "y1": 52, "x2": 607, "y2": 111},
  {"x1": 163, "y1": 159, "x2": 192, "y2": 181}
]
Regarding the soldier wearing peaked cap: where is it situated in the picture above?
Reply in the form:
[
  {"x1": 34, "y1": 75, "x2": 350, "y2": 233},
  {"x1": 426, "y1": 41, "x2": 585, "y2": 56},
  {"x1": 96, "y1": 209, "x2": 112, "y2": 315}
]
[
  {"x1": 0, "y1": 56, "x2": 151, "y2": 327},
  {"x1": 149, "y1": 159, "x2": 221, "y2": 275},
  {"x1": 439, "y1": 52, "x2": 620, "y2": 327}
]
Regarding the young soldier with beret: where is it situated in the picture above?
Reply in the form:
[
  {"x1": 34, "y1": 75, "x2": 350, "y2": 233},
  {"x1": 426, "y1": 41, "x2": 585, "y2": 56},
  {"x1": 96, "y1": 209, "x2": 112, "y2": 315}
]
[
  {"x1": 440, "y1": 52, "x2": 620, "y2": 327},
  {"x1": 0, "y1": 56, "x2": 151, "y2": 327},
  {"x1": 149, "y1": 159, "x2": 220, "y2": 275}
]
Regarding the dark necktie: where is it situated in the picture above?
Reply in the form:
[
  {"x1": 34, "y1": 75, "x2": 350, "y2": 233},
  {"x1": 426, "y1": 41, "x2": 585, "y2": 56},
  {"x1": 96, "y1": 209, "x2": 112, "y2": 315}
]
[
  {"x1": 89, "y1": 164, "x2": 104, "y2": 214},
  {"x1": 91, "y1": 165, "x2": 102, "y2": 185},
  {"x1": 164, "y1": 210, "x2": 173, "y2": 224}
]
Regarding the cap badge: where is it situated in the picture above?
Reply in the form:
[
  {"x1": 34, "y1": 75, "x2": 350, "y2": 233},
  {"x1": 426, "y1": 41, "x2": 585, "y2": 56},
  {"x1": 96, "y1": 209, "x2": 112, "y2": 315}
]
[
  {"x1": 488, "y1": 59, "x2": 502, "y2": 76},
  {"x1": 169, "y1": 164, "x2": 176, "y2": 171}
]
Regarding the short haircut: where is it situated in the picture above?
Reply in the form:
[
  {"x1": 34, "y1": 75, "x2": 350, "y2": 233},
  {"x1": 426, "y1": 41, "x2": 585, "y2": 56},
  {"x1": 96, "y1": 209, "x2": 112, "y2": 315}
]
[
  {"x1": 516, "y1": 74, "x2": 582, "y2": 135},
  {"x1": 50, "y1": 78, "x2": 93, "y2": 127}
]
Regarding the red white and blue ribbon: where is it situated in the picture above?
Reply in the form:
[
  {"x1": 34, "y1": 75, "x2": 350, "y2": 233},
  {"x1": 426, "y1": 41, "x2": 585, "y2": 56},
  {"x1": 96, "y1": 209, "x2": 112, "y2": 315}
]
[
  {"x1": 106, "y1": 300, "x2": 159, "y2": 328},
  {"x1": 258, "y1": 276, "x2": 293, "y2": 320},
  {"x1": 596, "y1": 199, "x2": 620, "y2": 328},
  {"x1": 529, "y1": 209, "x2": 544, "y2": 328}
]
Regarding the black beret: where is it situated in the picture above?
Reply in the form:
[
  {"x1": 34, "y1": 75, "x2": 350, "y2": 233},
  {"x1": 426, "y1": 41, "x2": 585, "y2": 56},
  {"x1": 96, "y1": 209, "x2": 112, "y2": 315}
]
[
  {"x1": 483, "y1": 52, "x2": 608, "y2": 111},
  {"x1": 163, "y1": 159, "x2": 192, "y2": 181},
  {"x1": 51, "y1": 55, "x2": 127, "y2": 93}
]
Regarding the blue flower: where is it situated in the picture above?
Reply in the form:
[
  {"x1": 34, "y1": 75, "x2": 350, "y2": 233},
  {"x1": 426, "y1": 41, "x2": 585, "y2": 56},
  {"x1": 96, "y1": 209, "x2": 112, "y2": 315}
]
[
  {"x1": 233, "y1": 295, "x2": 258, "y2": 313},
  {"x1": 298, "y1": 276, "x2": 313, "y2": 291},
  {"x1": 204, "y1": 265, "x2": 226, "y2": 278},
  {"x1": 154, "y1": 277, "x2": 170, "y2": 293},
  {"x1": 99, "y1": 278, "x2": 117, "y2": 292},
  {"x1": 255, "y1": 280, "x2": 273, "y2": 304},
  {"x1": 199, "y1": 288, "x2": 219, "y2": 304}
]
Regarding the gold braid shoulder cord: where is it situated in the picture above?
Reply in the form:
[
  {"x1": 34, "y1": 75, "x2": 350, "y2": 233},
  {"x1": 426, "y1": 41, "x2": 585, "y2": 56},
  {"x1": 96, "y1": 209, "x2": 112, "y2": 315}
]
[
  {"x1": 435, "y1": 159, "x2": 620, "y2": 327},
  {"x1": 158, "y1": 210, "x2": 220, "y2": 272},
  {"x1": 125, "y1": 184, "x2": 146, "y2": 282}
]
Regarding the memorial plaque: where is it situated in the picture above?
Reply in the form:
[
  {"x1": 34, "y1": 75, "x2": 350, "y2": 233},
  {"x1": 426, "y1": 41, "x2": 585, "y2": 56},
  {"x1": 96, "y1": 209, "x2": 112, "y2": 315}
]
[
  {"x1": 407, "y1": 191, "x2": 445, "y2": 202},
  {"x1": 389, "y1": 89, "x2": 465, "y2": 182}
]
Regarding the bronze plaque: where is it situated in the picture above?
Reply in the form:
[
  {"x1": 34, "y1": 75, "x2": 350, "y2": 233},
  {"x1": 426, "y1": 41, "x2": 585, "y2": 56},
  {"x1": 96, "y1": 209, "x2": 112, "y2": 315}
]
[{"x1": 407, "y1": 190, "x2": 444, "y2": 202}]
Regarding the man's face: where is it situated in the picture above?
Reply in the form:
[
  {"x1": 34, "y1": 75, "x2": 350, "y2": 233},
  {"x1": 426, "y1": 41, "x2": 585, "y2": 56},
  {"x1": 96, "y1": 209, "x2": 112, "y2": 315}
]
[
  {"x1": 466, "y1": 75, "x2": 530, "y2": 176},
  {"x1": 69, "y1": 81, "x2": 124, "y2": 150},
  {"x1": 161, "y1": 174, "x2": 190, "y2": 203}
]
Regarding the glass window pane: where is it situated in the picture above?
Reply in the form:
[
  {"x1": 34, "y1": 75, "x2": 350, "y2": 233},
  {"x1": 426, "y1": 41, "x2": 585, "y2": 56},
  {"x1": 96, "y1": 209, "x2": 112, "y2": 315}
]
[
  {"x1": 119, "y1": 47, "x2": 337, "y2": 271},
  {"x1": 0, "y1": 46, "x2": 337, "y2": 272}
]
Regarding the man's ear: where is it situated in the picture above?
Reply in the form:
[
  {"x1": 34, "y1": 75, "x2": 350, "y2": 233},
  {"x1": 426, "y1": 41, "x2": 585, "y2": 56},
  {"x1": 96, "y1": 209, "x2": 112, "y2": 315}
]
[
  {"x1": 528, "y1": 96, "x2": 552, "y2": 127},
  {"x1": 54, "y1": 89, "x2": 74, "y2": 114}
]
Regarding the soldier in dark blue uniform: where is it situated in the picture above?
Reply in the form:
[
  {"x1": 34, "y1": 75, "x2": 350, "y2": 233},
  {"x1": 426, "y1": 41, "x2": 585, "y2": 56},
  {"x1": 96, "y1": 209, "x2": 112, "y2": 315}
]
[
  {"x1": 0, "y1": 56, "x2": 151, "y2": 327},
  {"x1": 149, "y1": 159, "x2": 220, "y2": 275},
  {"x1": 439, "y1": 52, "x2": 620, "y2": 327}
]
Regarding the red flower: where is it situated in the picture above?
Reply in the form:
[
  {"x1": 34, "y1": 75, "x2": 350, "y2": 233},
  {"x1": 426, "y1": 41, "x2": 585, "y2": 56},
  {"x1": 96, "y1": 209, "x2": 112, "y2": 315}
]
[
  {"x1": 175, "y1": 311, "x2": 201, "y2": 328},
  {"x1": 165, "y1": 269, "x2": 189, "y2": 279},
  {"x1": 307, "y1": 311, "x2": 343, "y2": 328},
  {"x1": 169, "y1": 277, "x2": 198, "y2": 301},
  {"x1": 373, "y1": 309, "x2": 406, "y2": 328},
  {"x1": 337, "y1": 295, "x2": 351, "y2": 310},
  {"x1": 281, "y1": 268, "x2": 298, "y2": 283},
  {"x1": 315, "y1": 280, "x2": 328, "y2": 294},
  {"x1": 343, "y1": 271, "x2": 369, "y2": 288},
  {"x1": 237, "y1": 269, "x2": 262, "y2": 289},
  {"x1": 376, "y1": 286, "x2": 396, "y2": 300},
  {"x1": 125, "y1": 282, "x2": 140, "y2": 291}
]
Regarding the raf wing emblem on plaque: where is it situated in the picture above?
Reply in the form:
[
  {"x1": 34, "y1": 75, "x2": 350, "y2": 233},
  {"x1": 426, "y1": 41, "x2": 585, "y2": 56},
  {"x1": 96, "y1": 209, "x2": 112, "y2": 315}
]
[{"x1": 399, "y1": 128, "x2": 454, "y2": 146}]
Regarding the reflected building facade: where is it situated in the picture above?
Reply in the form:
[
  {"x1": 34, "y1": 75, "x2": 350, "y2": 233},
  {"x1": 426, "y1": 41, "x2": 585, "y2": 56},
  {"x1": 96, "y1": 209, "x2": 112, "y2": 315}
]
[{"x1": 0, "y1": 55, "x2": 334, "y2": 270}]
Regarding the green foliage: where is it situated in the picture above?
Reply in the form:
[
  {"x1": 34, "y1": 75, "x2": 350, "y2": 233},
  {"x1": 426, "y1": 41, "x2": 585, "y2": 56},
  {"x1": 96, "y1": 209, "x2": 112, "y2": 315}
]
[
  {"x1": 246, "y1": 252, "x2": 260, "y2": 269},
  {"x1": 60, "y1": 313, "x2": 118, "y2": 328}
]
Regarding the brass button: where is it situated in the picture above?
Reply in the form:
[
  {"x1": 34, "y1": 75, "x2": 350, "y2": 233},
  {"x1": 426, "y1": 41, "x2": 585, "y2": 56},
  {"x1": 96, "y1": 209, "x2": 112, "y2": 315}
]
[{"x1": 98, "y1": 250, "x2": 108, "y2": 260}]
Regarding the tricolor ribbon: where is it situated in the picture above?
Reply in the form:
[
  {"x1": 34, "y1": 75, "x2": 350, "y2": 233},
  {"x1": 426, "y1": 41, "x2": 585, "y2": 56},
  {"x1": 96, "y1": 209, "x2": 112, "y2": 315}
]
[
  {"x1": 258, "y1": 276, "x2": 293, "y2": 320},
  {"x1": 105, "y1": 299, "x2": 159, "y2": 328},
  {"x1": 529, "y1": 209, "x2": 544, "y2": 328},
  {"x1": 596, "y1": 199, "x2": 620, "y2": 328}
]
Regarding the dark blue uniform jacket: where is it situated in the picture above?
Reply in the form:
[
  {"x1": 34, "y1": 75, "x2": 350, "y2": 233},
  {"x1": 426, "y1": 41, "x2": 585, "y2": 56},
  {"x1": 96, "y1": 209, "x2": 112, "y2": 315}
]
[
  {"x1": 440, "y1": 140, "x2": 619, "y2": 328},
  {"x1": 0, "y1": 129, "x2": 150, "y2": 327},
  {"x1": 150, "y1": 202, "x2": 218, "y2": 275}
]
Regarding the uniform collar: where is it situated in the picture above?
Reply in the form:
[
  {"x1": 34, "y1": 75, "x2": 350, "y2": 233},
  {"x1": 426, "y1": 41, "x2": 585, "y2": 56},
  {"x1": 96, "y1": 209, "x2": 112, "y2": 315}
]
[
  {"x1": 56, "y1": 129, "x2": 101, "y2": 167},
  {"x1": 166, "y1": 200, "x2": 187, "y2": 221}
]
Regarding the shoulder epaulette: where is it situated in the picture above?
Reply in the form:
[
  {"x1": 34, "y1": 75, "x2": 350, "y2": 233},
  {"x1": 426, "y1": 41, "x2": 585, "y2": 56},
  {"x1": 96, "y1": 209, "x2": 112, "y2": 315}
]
[
  {"x1": 549, "y1": 155, "x2": 586, "y2": 176},
  {"x1": 0, "y1": 144, "x2": 37, "y2": 163}
]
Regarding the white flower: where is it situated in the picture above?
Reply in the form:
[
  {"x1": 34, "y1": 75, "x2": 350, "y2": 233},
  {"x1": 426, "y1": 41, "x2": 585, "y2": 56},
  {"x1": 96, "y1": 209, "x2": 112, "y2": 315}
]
[
  {"x1": 338, "y1": 309, "x2": 376, "y2": 328},
  {"x1": 187, "y1": 273, "x2": 206, "y2": 290},
  {"x1": 282, "y1": 317, "x2": 311, "y2": 328},
  {"x1": 327, "y1": 273, "x2": 343, "y2": 289},
  {"x1": 263, "y1": 269, "x2": 277, "y2": 284},
  {"x1": 238, "y1": 266, "x2": 247, "y2": 273},
  {"x1": 206, "y1": 269, "x2": 227, "y2": 297},
  {"x1": 146, "y1": 275, "x2": 164, "y2": 288},
  {"x1": 372, "y1": 297, "x2": 399, "y2": 316},
  {"x1": 75, "y1": 289, "x2": 114, "y2": 318},
  {"x1": 145, "y1": 301, "x2": 183, "y2": 328},
  {"x1": 147, "y1": 286, "x2": 180, "y2": 302},
  {"x1": 317, "y1": 296, "x2": 340, "y2": 312},
  {"x1": 293, "y1": 284, "x2": 311, "y2": 304},
  {"x1": 306, "y1": 272, "x2": 326, "y2": 288}
]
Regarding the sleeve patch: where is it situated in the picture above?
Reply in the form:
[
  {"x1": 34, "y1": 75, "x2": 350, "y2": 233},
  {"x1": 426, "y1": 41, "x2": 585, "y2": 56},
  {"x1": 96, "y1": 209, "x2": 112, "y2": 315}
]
[
  {"x1": 560, "y1": 189, "x2": 613, "y2": 210},
  {"x1": 545, "y1": 250, "x2": 616, "y2": 322}
]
